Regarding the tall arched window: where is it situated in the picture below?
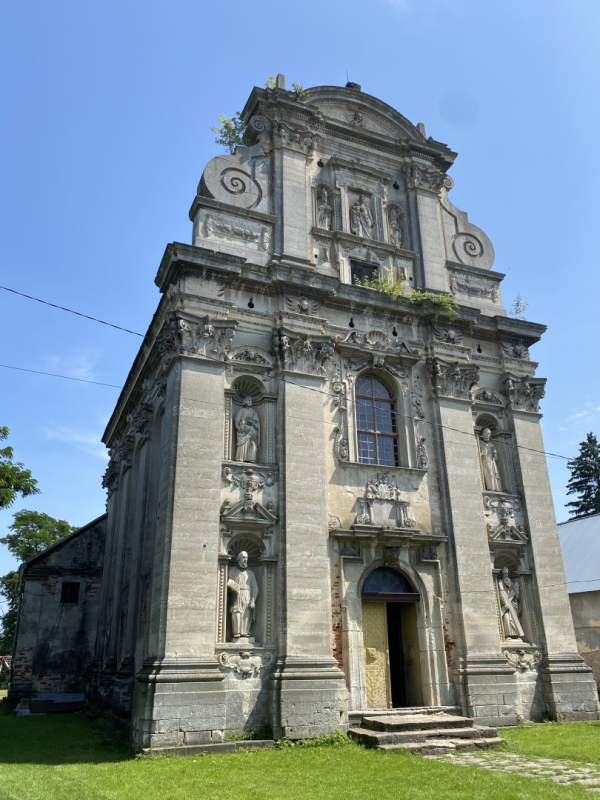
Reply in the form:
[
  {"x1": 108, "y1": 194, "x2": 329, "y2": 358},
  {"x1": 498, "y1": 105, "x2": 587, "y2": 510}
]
[{"x1": 355, "y1": 374, "x2": 399, "y2": 466}]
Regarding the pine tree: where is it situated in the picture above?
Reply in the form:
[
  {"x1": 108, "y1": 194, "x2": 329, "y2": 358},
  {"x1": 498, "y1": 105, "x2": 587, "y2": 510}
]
[{"x1": 566, "y1": 432, "x2": 600, "y2": 517}]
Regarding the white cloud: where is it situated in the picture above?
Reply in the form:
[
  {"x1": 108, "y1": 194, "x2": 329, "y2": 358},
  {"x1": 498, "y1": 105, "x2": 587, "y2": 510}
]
[
  {"x1": 42, "y1": 350, "x2": 101, "y2": 382},
  {"x1": 45, "y1": 424, "x2": 109, "y2": 461}
]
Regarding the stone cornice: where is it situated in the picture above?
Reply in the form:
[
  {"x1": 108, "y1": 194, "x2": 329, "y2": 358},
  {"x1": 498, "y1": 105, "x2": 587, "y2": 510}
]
[{"x1": 188, "y1": 195, "x2": 276, "y2": 225}]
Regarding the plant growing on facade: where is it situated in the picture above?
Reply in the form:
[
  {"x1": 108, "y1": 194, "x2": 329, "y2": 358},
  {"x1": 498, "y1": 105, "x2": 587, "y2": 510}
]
[
  {"x1": 264, "y1": 76, "x2": 276, "y2": 89},
  {"x1": 566, "y1": 432, "x2": 600, "y2": 517},
  {"x1": 354, "y1": 273, "x2": 458, "y2": 315},
  {"x1": 509, "y1": 294, "x2": 528, "y2": 320},
  {"x1": 211, "y1": 113, "x2": 250, "y2": 154},
  {"x1": 292, "y1": 82, "x2": 309, "y2": 102}
]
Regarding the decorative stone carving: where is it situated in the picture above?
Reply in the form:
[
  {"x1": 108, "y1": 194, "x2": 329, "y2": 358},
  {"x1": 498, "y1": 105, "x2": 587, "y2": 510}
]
[
  {"x1": 317, "y1": 187, "x2": 333, "y2": 231},
  {"x1": 501, "y1": 341, "x2": 529, "y2": 360},
  {"x1": 201, "y1": 156, "x2": 262, "y2": 210},
  {"x1": 429, "y1": 358, "x2": 479, "y2": 400},
  {"x1": 420, "y1": 545, "x2": 438, "y2": 562},
  {"x1": 333, "y1": 421, "x2": 349, "y2": 462},
  {"x1": 217, "y1": 649, "x2": 274, "y2": 676},
  {"x1": 205, "y1": 213, "x2": 269, "y2": 247},
  {"x1": 350, "y1": 194, "x2": 374, "y2": 238},
  {"x1": 503, "y1": 649, "x2": 542, "y2": 671},
  {"x1": 102, "y1": 462, "x2": 119, "y2": 497},
  {"x1": 449, "y1": 270, "x2": 499, "y2": 302},
  {"x1": 354, "y1": 474, "x2": 417, "y2": 528},
  {"x1": 132, "y1": 406, "x2": 153, "y2": 441},
  {"x1": 273, "y1": 122, "x2": 316, "y2": 157},
  {"x1": 474, "y1": 388, "x2": 504, "y2": 406},
  {"x1": 433, "y1": 324, "x2": 463, "y2": 345},
  {"x1": 340, "y1": 540, "x2": 361, "y2": 557},
  {"x1": 160, "y1": 315, "x2": 235, "y2": 361},
  {"x1": 416, "y1": 436, "x2": 429, "y2": 469},
  {"x1": 227, "y1": 551, "x2": 259, "y2": 640},
  {"x1": 229, "y1": 348, "x2": 270, "y2": 365},
  {"x1": 484, "y1": 496, "x2": 527, "y2": 543},
  {"x1": 273, "y1": 332, "x2": 333, "y2": 375},
  {"x1": 387, "y1": 206, "x2": 403, "y2": 247},
  {"x1": 403, "y1": 163, "x2": 445, "y2": 194},
  {"x1": 411, "y1": 375, "x2": 425, "y2": 419},
  {"x1": 345, "y1": 108, "x2": 366, "y2": 127},
  {"x1": 384, "y1": 546, "x2": 400, "y2": 564},
  {"x1": 503, "y1": 375, "x2": 546, "y2": 413},
  {"x1": 479, "y1": 428, "x2": 503, "y2": 492},
  {"x1": 234, "y1": 398, "x2": 260, "y2": 463},
  {"x1": 285, "y1": 295, "x2": 320, "y2": 316},
  {"x1": 497, "y1": 567, "x2": 525, "y2": 641},
  {"x1": 222, "y1": 467, "x2": 276, "y2": 490}
]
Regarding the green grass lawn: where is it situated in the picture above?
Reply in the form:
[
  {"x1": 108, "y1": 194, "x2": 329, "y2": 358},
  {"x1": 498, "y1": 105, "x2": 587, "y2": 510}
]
[{"x1": 1, "y1": 706, "x2": 600, "y2": 800}]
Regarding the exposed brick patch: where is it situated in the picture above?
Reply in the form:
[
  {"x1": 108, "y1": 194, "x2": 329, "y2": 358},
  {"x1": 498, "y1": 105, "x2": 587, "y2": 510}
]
[
  {"x1": 331, "y1": 562, "x2": 344, "y2": 669},
  {"x1": 443, "y1": 619, "x2": 455, "y2": 671}
]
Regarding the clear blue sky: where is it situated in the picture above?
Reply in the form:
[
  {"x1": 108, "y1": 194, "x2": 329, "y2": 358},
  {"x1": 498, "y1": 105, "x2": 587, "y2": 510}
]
[{"x1": 2, "y1": 0, "x2": 600, "y2": 596}]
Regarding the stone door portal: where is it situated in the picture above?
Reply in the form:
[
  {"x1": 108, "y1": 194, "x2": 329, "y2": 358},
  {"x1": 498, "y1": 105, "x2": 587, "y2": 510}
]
[{"x1": 362, "y1": 601, "x2": 390, "y2": 708}]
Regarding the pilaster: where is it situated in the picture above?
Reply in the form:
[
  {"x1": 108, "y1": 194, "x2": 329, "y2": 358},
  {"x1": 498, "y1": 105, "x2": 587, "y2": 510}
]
[{"x1": 510, "y1": 408, "x2": 599, "y2": 720}]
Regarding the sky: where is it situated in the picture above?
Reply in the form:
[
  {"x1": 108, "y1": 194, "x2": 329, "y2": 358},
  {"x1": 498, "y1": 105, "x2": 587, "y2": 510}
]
[{"x1": 2, "y1": 0, "x2": 600, "y2": 597}]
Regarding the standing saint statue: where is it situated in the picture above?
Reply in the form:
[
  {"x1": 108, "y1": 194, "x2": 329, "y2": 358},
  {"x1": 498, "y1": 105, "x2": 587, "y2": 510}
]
[
  {"x1": 479, "y1": 428, "x2": 503, "y2": 492},
  {"x1": 388, "y1": 207, "x2": 403, "y2": 246},
  {"x1": 317, "y1": 188, "x2": 333, "y2": 230},
  {"x1": 228, "y1": 551, "x2": 259, "y2": 639},
  {"x1": 350, "y1": 194, "x2": 373, "y2": 239},
  {"x1": 497, "y1": 567, "x2": 525, "y2": 640},
  {"x1": 235, "y1": 398, "x2": 260, "y2": 462}
]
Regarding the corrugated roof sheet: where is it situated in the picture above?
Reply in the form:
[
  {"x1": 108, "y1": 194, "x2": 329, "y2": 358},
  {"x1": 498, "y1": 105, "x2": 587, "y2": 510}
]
[{"x1": 557, "y1": 513, "x2": 600, "y2": 594}]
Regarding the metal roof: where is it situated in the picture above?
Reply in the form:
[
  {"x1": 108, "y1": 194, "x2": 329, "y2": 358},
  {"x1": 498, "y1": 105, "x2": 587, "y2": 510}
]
[{"x1": 557, "y1": 513, "x2": 600, "y2": 594}]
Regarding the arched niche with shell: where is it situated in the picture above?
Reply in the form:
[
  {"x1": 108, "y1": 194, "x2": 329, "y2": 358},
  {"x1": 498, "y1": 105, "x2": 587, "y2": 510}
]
[{"x1": 223, "y1": 374, "x2": 278, "y2": 465}]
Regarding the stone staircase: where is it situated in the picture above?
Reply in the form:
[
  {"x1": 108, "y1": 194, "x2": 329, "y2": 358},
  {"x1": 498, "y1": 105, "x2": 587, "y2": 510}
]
[{"x1": 348, "y1": 707, "x2": 504, "y2": 755}]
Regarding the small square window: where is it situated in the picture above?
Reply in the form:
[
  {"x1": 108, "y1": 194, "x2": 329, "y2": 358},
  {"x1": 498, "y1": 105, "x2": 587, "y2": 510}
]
[
  {"x1": 351, "y1": 260, "x2": 378, "y2": 286},
  {"x1": 60, "y1": 582, "x2": 80, "y2": 604}
]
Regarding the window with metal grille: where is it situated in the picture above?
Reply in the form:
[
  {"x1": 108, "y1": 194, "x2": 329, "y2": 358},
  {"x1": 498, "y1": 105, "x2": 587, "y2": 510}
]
[
  {"x1": 350, "y1": 260, "x2": 378, "y2": 286},
  {"x1": 60, "y1": 582, "x2": 80, "y2": 604},
  {"x1": 355, "y1": 374, "x2": 399, "y2": 467}
]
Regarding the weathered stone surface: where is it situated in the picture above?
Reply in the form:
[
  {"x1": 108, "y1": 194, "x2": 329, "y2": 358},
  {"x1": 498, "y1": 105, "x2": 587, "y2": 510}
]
[{"x1": 10, "y1": 78, "x2": 598, "y2": 744}]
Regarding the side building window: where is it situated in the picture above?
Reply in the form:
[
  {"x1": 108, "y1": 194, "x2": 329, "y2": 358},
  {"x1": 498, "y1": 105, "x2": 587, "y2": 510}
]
[
  {"x1": 355, "y1": 374, "x2": 399, "y2": 467},
  {"x1": 60, "y1": 582, "x2": 80, "y2": 604}
]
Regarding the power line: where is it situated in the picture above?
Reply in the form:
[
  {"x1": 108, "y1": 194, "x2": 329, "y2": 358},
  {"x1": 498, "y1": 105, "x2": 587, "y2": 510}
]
[{"x1": 0, "y1": 284, "x2": 586, "y2": 465}]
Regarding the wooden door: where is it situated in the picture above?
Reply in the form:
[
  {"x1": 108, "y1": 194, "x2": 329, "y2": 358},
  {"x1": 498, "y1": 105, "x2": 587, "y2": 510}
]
[{"x1": 362, "y1": 601, "x2": 391, "y2": 708}]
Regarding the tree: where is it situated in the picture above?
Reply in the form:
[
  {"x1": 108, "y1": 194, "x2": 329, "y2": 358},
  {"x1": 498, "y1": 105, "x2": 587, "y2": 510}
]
[
  {"x1": 566, "y1": 433, "x2": 600, "y2": 518},
  {"x1": 0, "y1": 427, "x2": 39, "y2": 509},
  {"x1": 0, "y1": 511, "x2": 78, "y2": 655},
  {"x1": 211, "y1": 113, "x2": 249, "y2": 154},
  {"x1": 509, "y1": 294, "x2": 528, "y2": 321}
]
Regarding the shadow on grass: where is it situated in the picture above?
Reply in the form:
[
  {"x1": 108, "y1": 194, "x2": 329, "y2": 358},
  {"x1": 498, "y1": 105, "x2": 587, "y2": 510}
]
[{"x1": 0, "y1": 703, "x2": 133, "y2": 765}]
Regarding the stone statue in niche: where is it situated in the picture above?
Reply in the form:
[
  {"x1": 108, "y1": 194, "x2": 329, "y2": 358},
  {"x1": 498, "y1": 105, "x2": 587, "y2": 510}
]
[
  {"x1": 388, "y1": 207, "x2": 403, "y2": 246},
  {"x1": 350, "y1": 194, "x2": 373, "y2": 239},
  {"x1": 227, "y1": 551, "x2": 259, "y2": 640},
  {"x1": 317, "y1": 188, "x2": 333, "y2": 230},
  {"x1": 235, "y1": 398, "x2": 260, "y2": 462},
  {"x1": 497, "y1": 567, "x2": 525, "y2": 641},
  {"x1": 479, "y1": 428, "x2": 503, "y2": 492}
]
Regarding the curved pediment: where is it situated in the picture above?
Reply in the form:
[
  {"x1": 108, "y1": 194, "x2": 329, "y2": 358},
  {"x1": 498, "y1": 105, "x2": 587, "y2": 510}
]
[{"x1": 305, "y1": 86, "x2": 425, "y2": 142}]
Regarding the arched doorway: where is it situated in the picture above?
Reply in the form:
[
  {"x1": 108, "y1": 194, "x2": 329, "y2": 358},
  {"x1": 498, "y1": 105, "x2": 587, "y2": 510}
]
[{"x1": 362, "y1": 567, "x2": 423, "y2": 709}]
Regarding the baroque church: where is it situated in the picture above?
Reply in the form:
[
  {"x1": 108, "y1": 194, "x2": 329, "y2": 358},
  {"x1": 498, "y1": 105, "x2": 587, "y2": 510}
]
[{"x1": 9, "y1": 76, "x2": 598, "y2": 748}]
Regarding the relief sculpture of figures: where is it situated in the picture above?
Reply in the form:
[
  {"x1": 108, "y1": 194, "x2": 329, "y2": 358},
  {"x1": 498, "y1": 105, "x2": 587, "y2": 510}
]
[
  {"x1": 228, "y1": 551, "x2": 259, "y2": 639},
  {"x1": 350, "y1": 194, "x2": 373, "y2": 239},
  {"x1": 317, "y1": 188, "x2": 333, "y2": 230},
  {"x1": 498, "y1": 567, "x2": 525, "y2": 641},
  {"x1": 235, "y1": 397, "x2": 260, "y2": 462},
  {"x1": 479, "y1": 428, "x2": 503, "y2": 492}
]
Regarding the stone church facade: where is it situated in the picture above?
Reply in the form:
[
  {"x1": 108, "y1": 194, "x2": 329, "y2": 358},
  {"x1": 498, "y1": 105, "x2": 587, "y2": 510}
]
[{"x1": 86, "y1": 77, "x2": 597, "y2": 749}]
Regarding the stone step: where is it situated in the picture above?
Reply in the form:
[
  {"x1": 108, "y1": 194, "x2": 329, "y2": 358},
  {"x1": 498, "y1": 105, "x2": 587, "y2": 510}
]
[
  {"x1": 362, "y1": 713, "x2": 474, "y2": 733},
  {"x1": 348, "y1": 705, "x2": 461, "y2": 725},
  {"x1": 379, "y1": 736, "x2": 505, "y2": 755},
  {"x1": 141, "y1": 739, "x2": 275, "y2": 757},
  {"x1": 348, "y1": 725, "x2": 498, "y2": 748}
]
